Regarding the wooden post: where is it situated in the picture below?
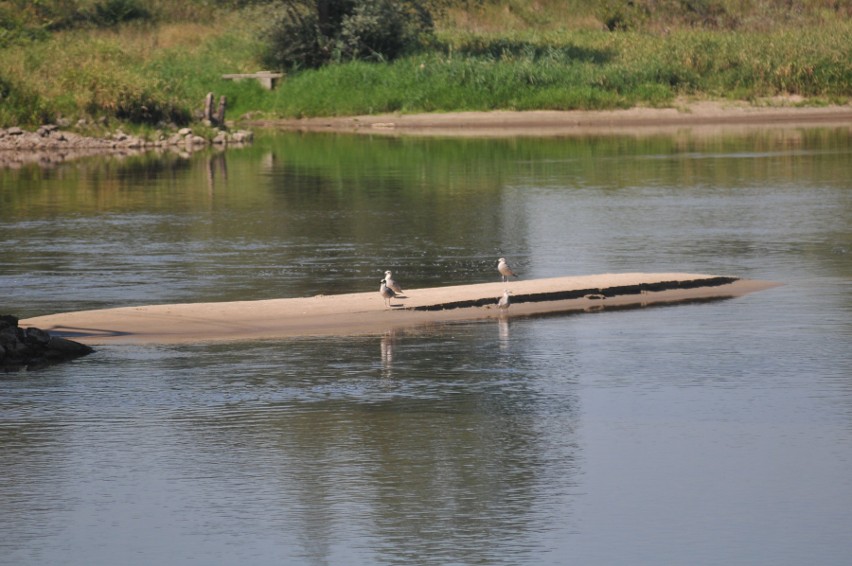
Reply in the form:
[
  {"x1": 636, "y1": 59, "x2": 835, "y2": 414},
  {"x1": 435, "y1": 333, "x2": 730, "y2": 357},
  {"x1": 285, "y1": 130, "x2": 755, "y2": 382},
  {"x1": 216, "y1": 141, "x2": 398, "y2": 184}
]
[
  {"x1": 203, "y1": 92, "x2": 214, "y2": 124},
  {"x1": 216, "y1": 95, "x2": 226, "y2": 127}
]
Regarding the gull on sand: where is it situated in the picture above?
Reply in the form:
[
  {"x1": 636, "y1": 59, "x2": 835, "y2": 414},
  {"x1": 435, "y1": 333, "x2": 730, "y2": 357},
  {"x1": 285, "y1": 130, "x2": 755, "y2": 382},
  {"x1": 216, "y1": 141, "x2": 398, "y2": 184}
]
[
  {"x1": 384, "y1": 270, "x2": 405, "y2": 296},
  {"x1": 379, "y1": 279, "x2": 396, "y2": 307},
  {"x1": 497, "y1": 257, "x2": 518, "y2": 283},
  {"x1": 498, "y1": 289, "x2": 512, "y2": 310}
]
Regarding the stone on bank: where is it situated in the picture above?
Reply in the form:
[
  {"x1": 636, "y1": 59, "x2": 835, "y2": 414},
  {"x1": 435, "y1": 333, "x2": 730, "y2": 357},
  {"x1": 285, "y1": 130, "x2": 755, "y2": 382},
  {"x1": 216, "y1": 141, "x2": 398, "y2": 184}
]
[{"x1": 1, "y1": 314, "x2": 94, "y2": 371}]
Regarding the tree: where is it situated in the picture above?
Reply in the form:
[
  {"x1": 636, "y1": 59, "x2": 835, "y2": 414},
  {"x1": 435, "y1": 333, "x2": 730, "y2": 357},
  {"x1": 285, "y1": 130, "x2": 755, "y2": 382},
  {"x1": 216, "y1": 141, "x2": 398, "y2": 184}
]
[{"x1": 260, "y1": 0, "x2": 436, "y2": 71}]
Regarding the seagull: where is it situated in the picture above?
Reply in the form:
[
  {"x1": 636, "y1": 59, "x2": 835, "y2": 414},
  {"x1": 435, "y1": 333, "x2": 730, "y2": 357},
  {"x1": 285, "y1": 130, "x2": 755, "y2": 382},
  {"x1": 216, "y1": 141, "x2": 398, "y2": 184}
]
[
  {"x1": 379, "y1": 279, "x2": 396, "y2": 307},
  {"x1": 498, "y1": 289, "x2": 512, "y2": 310},
  {"x1": 384, "y1": 270, "x2": 404, "y2": 296},
  {"x1": 497, "y1": 257, "x2": 518, "y2": 283}
]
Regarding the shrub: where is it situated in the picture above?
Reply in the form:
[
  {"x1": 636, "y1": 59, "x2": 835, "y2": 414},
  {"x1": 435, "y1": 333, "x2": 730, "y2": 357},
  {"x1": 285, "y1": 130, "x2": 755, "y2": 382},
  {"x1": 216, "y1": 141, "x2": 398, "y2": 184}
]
[
  {"x1": 0, "y1": 75, "x2": 54, "y2": 127},
  {"x1": 337, "y1": 1, "x2": 433, "y2": 62},
  {"x1": 596, "y1": 0, "x2": 648, "y2": 31},
  {"x1": 90, "y1": 0, "x2": 152, "y2": 27},
  {"x1": 261, "y1": 3, "x2": 329, "y2": 71},
  {"x1": 110, "y1": 88, "x2": 190, "y2": 125},
  {"x1": 261, "y1": 0, "x2": 434, "y2": 71},
  {"x1": 11, "y1": 0, "x2": 83, "y2": 31}
]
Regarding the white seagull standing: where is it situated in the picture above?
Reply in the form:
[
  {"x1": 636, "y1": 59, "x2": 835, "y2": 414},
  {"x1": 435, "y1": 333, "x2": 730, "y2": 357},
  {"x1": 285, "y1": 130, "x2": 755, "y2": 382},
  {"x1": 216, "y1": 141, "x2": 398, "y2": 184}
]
[
  {"x1": 384, "y1": 270, "x2": 404, "y2": 296},
  {"x1": 379, "y1": 279, "x2": 396, "y2": 308},
  {"x1": 497, "y1": 257, "x2": 518, "y2": 283},
  {"x1": 498, "y1": 289, "x2": 512, "y2": 310}
]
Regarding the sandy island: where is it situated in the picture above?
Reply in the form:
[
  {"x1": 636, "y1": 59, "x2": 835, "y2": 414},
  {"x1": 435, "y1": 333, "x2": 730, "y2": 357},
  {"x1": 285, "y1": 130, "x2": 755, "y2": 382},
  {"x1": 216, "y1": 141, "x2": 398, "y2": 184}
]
[{"x1": 21, "y1": 273, "x2": 779, "y2": 345}]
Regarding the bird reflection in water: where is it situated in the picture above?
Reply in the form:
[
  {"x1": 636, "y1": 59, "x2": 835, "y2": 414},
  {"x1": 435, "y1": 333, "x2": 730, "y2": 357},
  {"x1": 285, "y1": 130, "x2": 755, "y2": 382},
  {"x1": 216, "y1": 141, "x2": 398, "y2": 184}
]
[
  {"x1": 380, "y1": 329, "x2": 396, "y2": 378},
  {"x1": 498, "y1": 317, "x2": 511, "y2": 351}
]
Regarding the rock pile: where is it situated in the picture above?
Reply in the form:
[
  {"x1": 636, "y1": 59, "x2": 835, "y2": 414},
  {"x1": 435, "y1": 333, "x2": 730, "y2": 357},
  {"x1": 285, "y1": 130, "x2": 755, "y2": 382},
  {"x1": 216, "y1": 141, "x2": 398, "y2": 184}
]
[
  {"x1": 1, "y1": 315, "x2": 94, "y2": 371},
  {"x1": 0, "y1": 125, "x2": 254, "y2": 168}
]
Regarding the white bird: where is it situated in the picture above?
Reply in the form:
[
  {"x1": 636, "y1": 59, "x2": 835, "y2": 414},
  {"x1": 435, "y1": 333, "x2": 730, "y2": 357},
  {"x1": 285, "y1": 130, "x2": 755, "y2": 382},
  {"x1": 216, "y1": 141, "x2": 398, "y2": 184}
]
[
  {"x1": 384, "y1": 270, "x2": 404, "y2": 296},
  {"x1": 379, "y1": 279, "x2": 396, "y2": 307},
  {"x1": 497, "y1": 257, "x2": 518, "y2": 282},
  {"x1": 498, "y1": 289, "x2": 512, "y2": 310}
]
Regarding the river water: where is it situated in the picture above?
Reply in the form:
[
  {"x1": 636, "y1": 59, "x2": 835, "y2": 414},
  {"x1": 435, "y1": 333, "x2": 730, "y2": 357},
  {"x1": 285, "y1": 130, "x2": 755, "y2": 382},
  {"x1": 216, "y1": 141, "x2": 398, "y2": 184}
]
[{"x1": 1, "y1": 127, "x2": 850, "y2": 565}]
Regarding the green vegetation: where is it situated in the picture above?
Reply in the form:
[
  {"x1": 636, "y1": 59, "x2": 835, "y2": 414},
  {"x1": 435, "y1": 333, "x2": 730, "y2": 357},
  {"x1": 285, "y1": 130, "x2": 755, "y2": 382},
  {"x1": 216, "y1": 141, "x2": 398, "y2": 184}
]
[
  {"x1": 1, "y1": 0, "x2": 850, "y2": 130},
  {"x1": 260, "y1": 0, "x2": 436, "y2": 70}
]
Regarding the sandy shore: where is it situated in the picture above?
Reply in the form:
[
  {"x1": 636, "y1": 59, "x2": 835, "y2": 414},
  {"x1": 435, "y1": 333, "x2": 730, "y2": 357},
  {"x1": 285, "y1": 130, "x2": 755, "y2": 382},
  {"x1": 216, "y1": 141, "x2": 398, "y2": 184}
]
[
  {"x1": 257, "y1": 101, "x2": 852, "y2": 137},
  {"x1": 21, "y1": 273, "x2": 779, "y2": 345}
]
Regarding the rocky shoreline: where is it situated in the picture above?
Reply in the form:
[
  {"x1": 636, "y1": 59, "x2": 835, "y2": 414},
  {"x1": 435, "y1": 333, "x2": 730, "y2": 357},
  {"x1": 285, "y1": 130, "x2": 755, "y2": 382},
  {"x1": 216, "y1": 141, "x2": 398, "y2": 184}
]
[
  {"x1": 0, "y1": 125, "x2": 254, "y2": 168},
  {"x1": 1, "y1": 315, "x2": 94, "y2": 371}
]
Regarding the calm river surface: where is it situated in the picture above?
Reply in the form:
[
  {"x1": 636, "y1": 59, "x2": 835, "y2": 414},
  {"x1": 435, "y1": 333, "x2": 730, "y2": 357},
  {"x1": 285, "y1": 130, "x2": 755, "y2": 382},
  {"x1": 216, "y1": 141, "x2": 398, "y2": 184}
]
[{"x1": 1, "y1": 127, "x2": 851, "y2": 565}]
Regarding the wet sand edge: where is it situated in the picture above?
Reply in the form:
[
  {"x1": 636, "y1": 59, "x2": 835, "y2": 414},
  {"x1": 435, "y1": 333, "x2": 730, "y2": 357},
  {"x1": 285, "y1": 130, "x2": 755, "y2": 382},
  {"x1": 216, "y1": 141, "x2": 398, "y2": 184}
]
[{"x1": 253, "y1": 102, "x2": 852, "y2": 137}]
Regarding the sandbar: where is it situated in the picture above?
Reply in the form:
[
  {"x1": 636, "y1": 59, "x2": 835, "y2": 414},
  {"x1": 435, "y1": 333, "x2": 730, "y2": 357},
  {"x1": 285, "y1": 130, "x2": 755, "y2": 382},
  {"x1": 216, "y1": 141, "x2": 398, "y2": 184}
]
[
  {"x1": 256, "y1": 101, "x2": 852, "y2": 138},
  {"x1": 20, "y1": 273, "x2": 779, "y2": 345}
]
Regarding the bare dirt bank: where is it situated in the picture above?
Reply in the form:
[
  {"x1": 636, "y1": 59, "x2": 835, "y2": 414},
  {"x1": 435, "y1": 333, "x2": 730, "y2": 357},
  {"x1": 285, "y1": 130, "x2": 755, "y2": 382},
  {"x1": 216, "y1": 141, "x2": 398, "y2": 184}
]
[
  {"x1": 21, "y1": 273, "x2": 780, "y2": 345},
  {"x1": 257, "y1": 101, "x2": 852, "y2": 137}
]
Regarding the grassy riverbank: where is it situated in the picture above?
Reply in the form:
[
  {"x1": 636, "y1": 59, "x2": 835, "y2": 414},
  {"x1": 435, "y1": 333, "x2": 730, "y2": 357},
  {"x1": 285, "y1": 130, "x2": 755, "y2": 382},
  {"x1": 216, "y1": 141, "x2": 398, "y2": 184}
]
[
  {"x1": 1, "y1": 1, "x2": 850, "y2": 131},
  {"x1": 268, "y1": 23, "x2": 851, "y2": 117}
]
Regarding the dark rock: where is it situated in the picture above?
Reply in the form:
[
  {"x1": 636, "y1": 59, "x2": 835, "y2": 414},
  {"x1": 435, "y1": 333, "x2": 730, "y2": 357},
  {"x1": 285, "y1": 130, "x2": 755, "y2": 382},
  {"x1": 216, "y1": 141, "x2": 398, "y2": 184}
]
[
  {"x1": 3, "y1": 336, "x2": 30, "y2": 357},
  {"x1": 0, "y1": 324, "x2": 18, "y2": 343},
  {"x1": 1, "y1": 314, "x2": 94, "y2": 370},
  {"x1": 46, "y1": 336, "x2": 94, "y2": 357},
  {"x1": 25, "y1": 327, "x2": 51, "y2": 346}
]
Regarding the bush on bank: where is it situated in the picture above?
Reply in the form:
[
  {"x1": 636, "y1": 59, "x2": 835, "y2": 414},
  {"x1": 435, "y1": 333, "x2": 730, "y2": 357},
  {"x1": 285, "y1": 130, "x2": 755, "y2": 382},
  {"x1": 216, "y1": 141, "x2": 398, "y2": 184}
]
[{"x1": 260, "y1": 0, "x2": 436, "y2": 71}]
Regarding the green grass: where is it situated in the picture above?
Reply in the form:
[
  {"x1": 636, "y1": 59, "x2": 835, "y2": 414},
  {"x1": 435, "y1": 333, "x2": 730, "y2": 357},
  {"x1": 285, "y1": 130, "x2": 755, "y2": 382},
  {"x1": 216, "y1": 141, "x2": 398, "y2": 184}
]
[
  {"x1": 1, "y1": 2, "x2": 850, "y2": 129},
  {"x1": 259, "y1": 23, "x2": 851, "y2": 118}
]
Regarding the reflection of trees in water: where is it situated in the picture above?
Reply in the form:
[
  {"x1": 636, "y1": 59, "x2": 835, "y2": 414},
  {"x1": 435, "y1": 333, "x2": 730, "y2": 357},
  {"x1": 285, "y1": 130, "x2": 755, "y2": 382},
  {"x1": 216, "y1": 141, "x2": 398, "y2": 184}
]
[
  {"x1": 8, "y1": 128, "x2": 849, "y2": 308},
  {"x1": 259, "y1": 128, "x2": 852, "y2": 192},
  {"x1": 172, "y1": 327, "x2": 580, "y2": 564},
  {"x1": 262, "y1": 152, "x2": 530, "y2": 294}
]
